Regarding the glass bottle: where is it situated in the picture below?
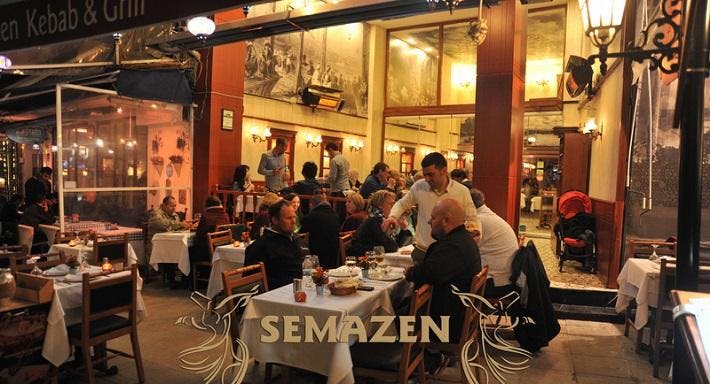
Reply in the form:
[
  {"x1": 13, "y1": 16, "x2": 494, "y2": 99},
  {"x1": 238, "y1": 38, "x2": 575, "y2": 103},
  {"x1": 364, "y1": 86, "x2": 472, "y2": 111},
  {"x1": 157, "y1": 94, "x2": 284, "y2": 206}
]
[{"x1": 302, "y1": 255, "x2": 314, "y2": 288}]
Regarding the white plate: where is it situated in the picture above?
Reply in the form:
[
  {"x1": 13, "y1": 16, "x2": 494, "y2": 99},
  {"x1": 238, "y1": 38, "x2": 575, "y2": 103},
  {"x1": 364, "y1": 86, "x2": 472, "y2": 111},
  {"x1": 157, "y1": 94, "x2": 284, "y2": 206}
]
[
  {"x1": 43, "y1": 270, "x2": 67, "y2": 277},
  {"x1": 368, "y1": 273, "x2": 404, "y2": 281},
  {"x1": 328, "y1": 269, "x2": 359, "y2": 277}
]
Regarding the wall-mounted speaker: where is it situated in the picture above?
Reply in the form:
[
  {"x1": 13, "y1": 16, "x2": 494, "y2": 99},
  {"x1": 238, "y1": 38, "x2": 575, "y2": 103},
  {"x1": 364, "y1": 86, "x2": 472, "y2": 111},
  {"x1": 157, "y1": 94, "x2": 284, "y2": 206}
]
[
  {"x1": 565, "y1": 55, "x2": 593, "y2": 98},
  {"x1": 301, "y1": 85, "x2": 345, "y2": 112}
]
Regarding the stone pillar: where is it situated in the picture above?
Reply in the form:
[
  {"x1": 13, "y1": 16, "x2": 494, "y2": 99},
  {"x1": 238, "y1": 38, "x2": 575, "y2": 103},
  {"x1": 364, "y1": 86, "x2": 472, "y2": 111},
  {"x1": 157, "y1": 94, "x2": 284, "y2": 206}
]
[{"x1": 473, "y1": 0, "x2": 526, "y2": 229}]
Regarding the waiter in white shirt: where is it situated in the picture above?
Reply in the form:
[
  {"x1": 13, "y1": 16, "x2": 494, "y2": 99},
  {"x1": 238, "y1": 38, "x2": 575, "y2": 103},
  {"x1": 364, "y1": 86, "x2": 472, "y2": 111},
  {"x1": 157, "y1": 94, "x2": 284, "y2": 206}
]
[{"x1": 382, "y1": 152, "x2": 480, "y2": 263}]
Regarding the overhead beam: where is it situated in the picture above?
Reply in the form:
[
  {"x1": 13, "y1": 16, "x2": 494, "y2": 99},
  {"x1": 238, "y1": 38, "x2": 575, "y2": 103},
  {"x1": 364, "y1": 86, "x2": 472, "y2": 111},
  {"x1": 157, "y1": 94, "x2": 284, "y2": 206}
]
[{"x1": 146, "y1": 0, "x2": 493, "y2": 51}]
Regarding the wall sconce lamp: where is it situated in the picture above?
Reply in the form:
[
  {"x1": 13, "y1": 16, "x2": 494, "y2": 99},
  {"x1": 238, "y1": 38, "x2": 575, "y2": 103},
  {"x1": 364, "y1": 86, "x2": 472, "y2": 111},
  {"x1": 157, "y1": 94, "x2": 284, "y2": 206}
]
[
  {"x1": 305, "y1": 134, "x2": 322, "y2": 148},
  {"x1": 581, "y1": 118, "x2": 602, "y2": 140},
  {"x1": 446, "y1": 151, "x2": 459, "y2": 161},
  {"x1": 526, "y1": 136, "x2": 537, "y2": 144},
  {"x1": 250, "y1": 127, "x2": 271, "y2": 143},
  {"x1": 385, "y1": 144, "x2": 399, "y2": 154},
  {"x1": 577, "y1": 0, "x2": 679, "y2": 79},
  {"x1": 349, "y1": 139, "x2": 364, "y2": 152},
  {"x1": 187, "y1": 16, "x2": 216, "y2": 40}
]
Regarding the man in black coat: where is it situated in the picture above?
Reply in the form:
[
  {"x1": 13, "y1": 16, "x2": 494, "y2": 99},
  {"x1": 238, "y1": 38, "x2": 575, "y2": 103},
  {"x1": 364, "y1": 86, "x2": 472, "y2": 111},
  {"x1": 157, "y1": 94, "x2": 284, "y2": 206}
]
[
  {"x1": 24, "y1": 167, "x2": 53, "y2": 204},
  {"x1": 245, "y1": 199, "x2": 306, "y2": 289},
  {"x1": 299, "y1": 194, "x2": 340, "y2": 268},
  {"x1": 405, "y1": 198, "x2": 481, "y2": 343}
]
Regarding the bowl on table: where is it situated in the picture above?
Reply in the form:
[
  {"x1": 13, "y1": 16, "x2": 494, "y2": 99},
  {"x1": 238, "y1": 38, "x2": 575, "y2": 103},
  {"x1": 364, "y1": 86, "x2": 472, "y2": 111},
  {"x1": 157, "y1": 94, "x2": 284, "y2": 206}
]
[{"x1": 327, "y1": 281, "x2": 357, "y2": 296}]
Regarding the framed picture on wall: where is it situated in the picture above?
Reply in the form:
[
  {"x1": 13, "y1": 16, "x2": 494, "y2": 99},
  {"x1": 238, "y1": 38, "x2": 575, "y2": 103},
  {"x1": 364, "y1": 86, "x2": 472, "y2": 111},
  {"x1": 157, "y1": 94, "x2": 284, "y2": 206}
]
[
  {"x1": 221, "y1": 109, "x2": 234, "y2": 130},
  {"x1": 179, "y1": 189, "x2": 187, "y2": 204}
]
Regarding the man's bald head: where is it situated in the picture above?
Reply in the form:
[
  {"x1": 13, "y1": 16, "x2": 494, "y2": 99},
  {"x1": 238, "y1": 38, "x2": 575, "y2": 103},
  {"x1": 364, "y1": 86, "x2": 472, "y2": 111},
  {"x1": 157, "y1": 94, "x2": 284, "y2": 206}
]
[{"x1": 429, "y1": 198, "x2": 466, "y2": 239}]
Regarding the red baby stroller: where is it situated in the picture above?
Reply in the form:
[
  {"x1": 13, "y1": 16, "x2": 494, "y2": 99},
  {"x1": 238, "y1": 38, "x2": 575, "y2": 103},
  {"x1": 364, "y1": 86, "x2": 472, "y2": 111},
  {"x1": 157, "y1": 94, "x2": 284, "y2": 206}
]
[{"x1": 555, "y1": 190, "x2": 597, "y2": 273}]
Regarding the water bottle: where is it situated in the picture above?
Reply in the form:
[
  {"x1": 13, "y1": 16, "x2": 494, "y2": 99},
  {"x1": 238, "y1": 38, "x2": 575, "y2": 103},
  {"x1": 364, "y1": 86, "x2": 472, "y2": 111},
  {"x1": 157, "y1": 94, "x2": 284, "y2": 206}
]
[{"x1": 302, "y1": 255, "x2": 314, "y2": 288}]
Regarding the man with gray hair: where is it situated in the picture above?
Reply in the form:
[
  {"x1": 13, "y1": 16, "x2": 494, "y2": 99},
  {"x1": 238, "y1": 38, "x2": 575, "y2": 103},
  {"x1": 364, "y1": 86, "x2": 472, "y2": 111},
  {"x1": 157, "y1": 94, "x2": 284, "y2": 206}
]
[
  {"x1": 258, "y1": 137, "x2": 290, "y2": 191},
  {"x1": 470, "y1": 188, "x2": 519, "y2": 297}
]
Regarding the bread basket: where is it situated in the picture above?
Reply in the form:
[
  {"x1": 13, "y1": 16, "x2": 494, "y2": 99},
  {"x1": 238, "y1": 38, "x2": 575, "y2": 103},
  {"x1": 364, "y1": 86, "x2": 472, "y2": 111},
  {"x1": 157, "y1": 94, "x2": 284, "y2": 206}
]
[{"x1": 327, "y1": 282, "x2": 357, "y2": 296}]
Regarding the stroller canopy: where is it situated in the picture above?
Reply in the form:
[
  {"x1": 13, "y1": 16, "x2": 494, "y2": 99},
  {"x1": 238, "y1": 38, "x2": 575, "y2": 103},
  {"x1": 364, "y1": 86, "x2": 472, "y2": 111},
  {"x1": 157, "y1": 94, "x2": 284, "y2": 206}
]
[{"x1": 558, "y1": 190, "x2": 592, "y2": 219}]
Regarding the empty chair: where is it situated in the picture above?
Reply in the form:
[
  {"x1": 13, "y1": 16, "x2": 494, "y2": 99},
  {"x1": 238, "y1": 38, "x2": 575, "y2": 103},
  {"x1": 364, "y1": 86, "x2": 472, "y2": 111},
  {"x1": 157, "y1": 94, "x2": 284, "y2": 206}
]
[
  {"x1": 350, "y1": 283, "x2": 432, "y2": 384},
  {"x1": 13, "y1": 251, "x2": 64, "y2": 273},
  {"x1": 192, "y1": 230, "x2": 232, "y2": 291},
  {"x1": 93, "y1": 234, "x2": 129, "y2": 270},
  {"x1": 66, "y1": 265, "x2": 144, "y2": 384},
  {"x1": 216, "y1": 224, "x2": 247, "y2": 241},
  {"x1": 0, "y1": 245, "x2": 28, "y2": 271},
  {"x1": 17, "y1": 224, "x2": 34, "y2": 256}
]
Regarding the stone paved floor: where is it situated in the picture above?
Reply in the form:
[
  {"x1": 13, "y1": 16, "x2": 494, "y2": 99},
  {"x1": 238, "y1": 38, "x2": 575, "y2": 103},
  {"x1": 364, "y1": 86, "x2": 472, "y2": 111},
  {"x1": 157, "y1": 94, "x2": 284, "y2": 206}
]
[{"x1": 57, "y1": 284, "x2": 668, "y2": 384}]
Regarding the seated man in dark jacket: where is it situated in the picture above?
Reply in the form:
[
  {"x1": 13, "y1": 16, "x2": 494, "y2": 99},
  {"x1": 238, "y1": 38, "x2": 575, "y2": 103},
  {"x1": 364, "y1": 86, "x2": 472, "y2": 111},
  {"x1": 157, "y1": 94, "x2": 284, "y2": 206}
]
[
  {"x1": 19, "y1": 194, "x2": 55, "y2": 254},
  {"x1": 189, "y1": 196, "x2": 230, "y2": 263},
  {"x1": 299, "y1": 194, "x2": 340, "y2": 268},
  {"x1": 245, "y1": 199, "x2": 306, "y2": 289},
  {"x1": 405, "y1": 198, "x2": 481, "y2": 343}
]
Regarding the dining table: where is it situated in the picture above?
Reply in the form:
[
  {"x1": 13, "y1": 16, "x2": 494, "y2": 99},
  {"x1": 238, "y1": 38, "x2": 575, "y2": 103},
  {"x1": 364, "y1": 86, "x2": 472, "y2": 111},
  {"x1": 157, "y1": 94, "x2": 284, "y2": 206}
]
[
  {"x1": 206, "y1": 243, "x2": 248, "y2": 298},
  {"x1": 616, "y1": 257, "x2": 671, "y2": 329},
  {"x1": 40, "y1": 223, "x2": 145, "y2": 262},
  {"x1": 41, "y1": 265, "x2": 146, "y2": 367},
  {"x1": 149, "y1": 231, "x2": 195, "y2": 275},
  {"x1": 240, "y1": 269, "x2": 411, "y2": 384},
  {"x1": 383, "y1": 244, "x2": 415, "y2": 268},
  {"x1": 49, "y1": 242, "x2": 139, "y2": 265}
]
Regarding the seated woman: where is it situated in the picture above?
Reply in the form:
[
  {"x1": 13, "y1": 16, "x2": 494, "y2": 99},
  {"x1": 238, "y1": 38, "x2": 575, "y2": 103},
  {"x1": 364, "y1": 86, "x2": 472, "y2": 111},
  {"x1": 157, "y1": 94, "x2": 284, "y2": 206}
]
[
  {"x1": 283, "y1": 193, "x2": 303, "y2": 232},
  {"x1": 233, "y1": 165, "x2": 255, "y2": 192},
  {"x1": 347, "y1": 190, "x2": 410, "y2": 256},
  {"x1": 340, "y1": 192, "x2": 367, "y2": 232},
  {"x1": 249, "y1": 192, "x2": 281, "y2": 240},
  {"x1": 189, "y1": 196, "x2": 230, "y2": 263}
]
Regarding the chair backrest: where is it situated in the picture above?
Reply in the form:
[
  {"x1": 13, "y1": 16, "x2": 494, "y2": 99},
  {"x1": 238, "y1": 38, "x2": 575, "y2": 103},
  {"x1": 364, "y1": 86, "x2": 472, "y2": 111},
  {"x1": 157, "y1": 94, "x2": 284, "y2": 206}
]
[
  {"x1": 13, "y1": 251, "x2": 64, "y2": 273},
  {"x1": 93, "y1": 233, "x2": 129, "y2": 270},
  {"x1": 216, "y1": 224, "x2": 247, "y2": 241},
  {"x1": 338, "y1": 231, "x2": 354, "y2": 266},
  {"x1": 0, "y1": 245, "x2": 28, "y2": 271},
  {"x1": 17, "y1": 225, "x2": 34, "y2": 255},
  {"x1": 80, "y1": 265, "x2": 137, "y2": 339},
  {"x1": 628, "y1": 239, "x2": 676, "y2": 261},
  {"x1": 458, "y1": 266, "x2": 489, "y2": 350},
  {"x1": 208, "y1": 230, "x2": 233, "y2": 256},
  {"x1": 222, "y1": 262, "x2": 269, "y2": 339},
  {"x1": 397, "y1": 283, "x2": 433, "y2": 383}
]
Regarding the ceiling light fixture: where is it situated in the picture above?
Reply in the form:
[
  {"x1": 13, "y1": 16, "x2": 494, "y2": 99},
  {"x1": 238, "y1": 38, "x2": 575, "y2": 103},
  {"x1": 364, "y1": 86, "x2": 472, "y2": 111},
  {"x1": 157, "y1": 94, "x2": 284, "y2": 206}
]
[{"x1": 426, "y1": 0, "x2": 463, "y2": 14}]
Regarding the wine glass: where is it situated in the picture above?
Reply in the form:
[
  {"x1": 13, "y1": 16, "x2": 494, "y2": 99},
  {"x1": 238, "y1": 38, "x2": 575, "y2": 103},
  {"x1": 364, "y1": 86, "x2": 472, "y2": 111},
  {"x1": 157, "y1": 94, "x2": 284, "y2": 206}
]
[
  {"x1": 29, "y1": 256, "x2": 42, "y2": 275},
  {"x1": 649, "y1": 244, "x2": 659, "y2": 262},
  {"x1": 373, "y1": 246, "x2": 385, "y2": 265},
  {"x1": 345, "y1": 256, "x2": 357, "y2": 274}
]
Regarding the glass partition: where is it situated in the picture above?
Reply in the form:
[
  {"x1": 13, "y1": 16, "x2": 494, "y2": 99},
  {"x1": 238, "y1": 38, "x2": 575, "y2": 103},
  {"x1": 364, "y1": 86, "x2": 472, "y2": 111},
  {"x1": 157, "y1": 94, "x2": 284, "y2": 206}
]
[
  {"x1": 387, "y1": 27, "x2": 440, "y2": 107},
  {"x1": 57, "y1": 85, "x2": 193, "y2": 231},
  {"x1": 441, "y1": 22, "x2": 477, "y2": 105}
]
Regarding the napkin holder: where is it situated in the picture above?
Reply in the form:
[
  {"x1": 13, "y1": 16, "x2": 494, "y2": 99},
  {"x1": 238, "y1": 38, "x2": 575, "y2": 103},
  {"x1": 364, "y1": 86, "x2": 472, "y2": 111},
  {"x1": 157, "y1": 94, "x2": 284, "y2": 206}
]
[{"x1": 14, "y1": 273, "x2": 54, "y2": 304}]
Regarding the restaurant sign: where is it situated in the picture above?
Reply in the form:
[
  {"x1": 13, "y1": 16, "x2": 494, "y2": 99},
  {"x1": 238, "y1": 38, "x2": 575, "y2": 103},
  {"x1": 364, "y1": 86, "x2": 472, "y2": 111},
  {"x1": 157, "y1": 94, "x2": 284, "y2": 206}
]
[
  {"x1": 6, "y1": 126, "x2": 48, "y2": 144},
  {"x1": 0, "y1": 0, "x2": 253, "y2": 52}
]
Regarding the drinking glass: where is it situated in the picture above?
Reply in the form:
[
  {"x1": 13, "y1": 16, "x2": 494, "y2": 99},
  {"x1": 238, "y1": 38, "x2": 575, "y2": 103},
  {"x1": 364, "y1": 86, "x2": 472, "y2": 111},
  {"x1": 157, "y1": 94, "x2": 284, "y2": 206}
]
[
  {"x1": 373, "y1": 246, "x2": 385, "y2": 265},
  {"x1": 311, "y1": 255, "x2": 320, "y2": 269},
  {"x1": 649, "y1": 244, "x2": 659, "y2": 262},
  {"x1": 345, "y1": 256, "x2": 357, "y2": 273},
  {"x1": 30, "y1": 256, "x2": 42, "y2": 275},
  {"x1": 193, "y1": 213, "x2": 202, "y2": 222}
]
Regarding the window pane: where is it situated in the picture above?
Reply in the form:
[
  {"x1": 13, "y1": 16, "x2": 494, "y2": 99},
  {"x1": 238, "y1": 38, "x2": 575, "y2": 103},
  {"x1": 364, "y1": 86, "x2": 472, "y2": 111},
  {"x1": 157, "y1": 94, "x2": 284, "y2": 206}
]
[
  {"x1": 526, "y1": 7, "x2": 566, "y2": 100},
  {"x1": 387, "y1": 27, "x2": 439, "y2": 107},
  {"x1": 441, "y1": 23, "x2": 477, "y2": 105}
]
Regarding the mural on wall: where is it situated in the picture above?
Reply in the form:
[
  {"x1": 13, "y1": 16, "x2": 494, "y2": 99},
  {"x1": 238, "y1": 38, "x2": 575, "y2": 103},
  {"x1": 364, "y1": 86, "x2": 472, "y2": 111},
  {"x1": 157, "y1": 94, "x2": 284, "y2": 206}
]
[
  {"x1": 460, "y1": 117, "x2": 475, "y2": 145},
  {"x1": 387, "y1": 27, "x2": 439, "y2": 107},
  {"x1": 525, "y1": 6, "x2": 566, "y2": 100},
  {"x1": 244, "y1": 11, "x2": 370, "y2": 116}
]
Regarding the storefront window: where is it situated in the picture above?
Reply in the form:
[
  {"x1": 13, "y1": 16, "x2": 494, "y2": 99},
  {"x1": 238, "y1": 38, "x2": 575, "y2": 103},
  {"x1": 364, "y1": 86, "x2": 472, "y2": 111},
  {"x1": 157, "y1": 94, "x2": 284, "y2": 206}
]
[
  {"x1": 441, "y1": 22, "x2": 477, "y2": 105},
  {"x1": 57, "y1": 86, "x2": 192, "y2": 230},
  {"x1": 387, "y1": 27, "x2": 439, "y2": 107}
]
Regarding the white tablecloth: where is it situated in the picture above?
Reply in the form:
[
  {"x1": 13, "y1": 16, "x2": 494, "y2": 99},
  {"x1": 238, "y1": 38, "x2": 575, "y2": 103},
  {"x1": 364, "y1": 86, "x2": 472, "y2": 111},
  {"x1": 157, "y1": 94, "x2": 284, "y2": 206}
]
[
  {"x1": 616, "y1": 258, "x2": 664, "y2": 329},
  {"x1": 383, "y1": 245, "x2": 415, "y2": 268},
  {"x1": 42, "y1": 265, "x2": 146, "y2": 366},
  {"x1": 530, "y1": 196, "x2": 542, "y2": 213},
  {"x1": 235, "y1": 196, "x2": 263, "y2": 214},
  {"x1": 206, "y1": 244, "x2": 247, "y2": 298},
  {"x1": 149, "y1": 231, "x2": 195, "y2": 275},
  {"x1": 240, "y1": 276, "x2": 410, "y2": 384},
  {"x1": 49, "y1": 243, "x2": 138, "y2": 266}
]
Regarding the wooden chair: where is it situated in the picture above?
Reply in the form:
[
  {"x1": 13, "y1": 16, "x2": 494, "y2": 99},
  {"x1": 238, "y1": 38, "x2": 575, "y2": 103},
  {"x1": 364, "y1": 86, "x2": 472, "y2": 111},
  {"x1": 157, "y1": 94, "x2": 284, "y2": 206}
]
[
  {"x1": 650, "y1": 260, "x2": 710, "y2": 377},
  {"x1": 93, "y1": 234, "x2": 129, "y2": 271},
  {"x1": 192, "y1": 230, "x2": 232, "y2": 292},
  {"x1": 428, "y1": 266, "x2": 489, "y2": 383},
  {"x1": 66, "y1": 265, "x2": 144, "y2": 384},
  {"x1": 350, "y1": 283, "x2": 433, "y2": 384},
  {"x1": 55, "y1": 230, "x2": 95, "y2": 244},
  {"x1": 221, "y1": 262, "x2": 274, "y2": 380},
  {"x1": 537, "y1": 191, "x2": 555, "y2": 229},
  {"x1": 216, "y1": 224, "x2": 247, "y2": 241},
  {"x1": 338, "y1": 231, "x2": 354, "y2": 266},
  {"x1": 17, "y1": 224, "x2": 34, "y2": 255},
  {"x1": 13, "y1": 251, "x2": 64, "y2": 273},
  {"x1": 623, "y1": 239, "x2": 676, "y2": 352},
  {"x1": 0, "y1": 245, "x2": 29, "y2": 271}
]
